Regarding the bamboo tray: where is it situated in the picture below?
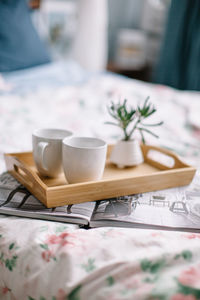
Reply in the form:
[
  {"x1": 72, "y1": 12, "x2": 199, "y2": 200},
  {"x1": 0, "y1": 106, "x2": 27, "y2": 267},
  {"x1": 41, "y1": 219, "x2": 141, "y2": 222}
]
[{"x1": 4, "y1": 145, "x2": 196, "y2": 208}]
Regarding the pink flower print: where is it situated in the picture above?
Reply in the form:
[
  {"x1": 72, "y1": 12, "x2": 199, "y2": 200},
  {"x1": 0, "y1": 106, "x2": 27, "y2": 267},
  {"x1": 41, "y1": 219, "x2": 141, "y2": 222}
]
[
  {"x1": 48, "y1": 234, "x2": 62, "y2": 244},
  {"x1": 171, "y1": 293, "x2": 196, "y2": 300},
  {"x1": 41, "y1": 250, "x2": 53, "y2": 262},
  {"x1": 124, "y1": 277, "x2": 140, "y2": 289},
  {"x1": 193, "y1": 129, "x2": 200, "y2": 139},
  {"x1": 183, "y1": 233, "x2": 200, "y2": 240},
  {"x1": 151, "y1": 232, "x2": 163, "y2": 238},
  {"x1": 56, "y1": 288, "x2": 67, "y2": 300},
  {"x1": 2, "y1": 286, "x2": 10, "y2": 294},
  {"x1": 59, "y1": 232, "x2": 71, "y2": 246},
  {"x1": 59, "y1": 232, "x2": 68, "y2": 239},
  {"x1": 131, "y1": 282, "x2": 154, "y2": 299},
  {"x1": 178, "y1": 266, "x2": 200, "y2": 289},
  {"x1": 104, "y1": 229, "x2": 125, "y2": 238},
  {"x1": 47, "y1": 232, "x2": 75, "y2": 248}
]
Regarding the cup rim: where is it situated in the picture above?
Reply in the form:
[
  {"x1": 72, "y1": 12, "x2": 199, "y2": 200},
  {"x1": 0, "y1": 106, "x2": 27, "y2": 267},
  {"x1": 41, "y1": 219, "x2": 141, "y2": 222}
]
[
  {"x1": 32, "y1": 128, "x2": 73, "y2": 140},
  {"x1": 62, "y1": 136, "x2": 107, "y2": 150}
]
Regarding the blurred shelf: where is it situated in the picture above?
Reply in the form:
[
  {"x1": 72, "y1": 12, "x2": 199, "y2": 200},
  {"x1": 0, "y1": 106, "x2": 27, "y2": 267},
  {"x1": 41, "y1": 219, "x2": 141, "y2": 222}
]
[{"x1": 107, "y1": 62, "x2": 152, "y2": 82}]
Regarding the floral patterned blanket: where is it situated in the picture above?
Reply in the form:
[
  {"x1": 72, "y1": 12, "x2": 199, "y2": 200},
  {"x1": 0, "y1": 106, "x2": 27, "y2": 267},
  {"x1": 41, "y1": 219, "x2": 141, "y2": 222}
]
[{"x1": 0, "y1": 62, "x2": 200, "y2": 300}]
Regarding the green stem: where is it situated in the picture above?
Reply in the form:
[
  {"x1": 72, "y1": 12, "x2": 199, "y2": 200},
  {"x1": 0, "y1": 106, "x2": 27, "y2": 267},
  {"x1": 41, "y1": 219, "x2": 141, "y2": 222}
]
[
  {"x1": 139, "y1": 128, "x2": 145, "y2": 144},
  {"x1": 138, "y1": 127, "x2": 159, "y2": 138},
  {"x1": 123, "y1": 127, "x2": 129, "y2": 141},
  {"x1": 128, "y1": 118, "x2": 141, "y2": 140}
]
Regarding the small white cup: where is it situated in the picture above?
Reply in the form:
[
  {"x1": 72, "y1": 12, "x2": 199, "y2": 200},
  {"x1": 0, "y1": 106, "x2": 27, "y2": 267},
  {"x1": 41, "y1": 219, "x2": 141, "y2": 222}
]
[
  {"x1": 32, "y1": 128, "x2": 73, "y2": 177},
  {"x1": 62, "y1": 137, "x2": 107, "y2": 184}
]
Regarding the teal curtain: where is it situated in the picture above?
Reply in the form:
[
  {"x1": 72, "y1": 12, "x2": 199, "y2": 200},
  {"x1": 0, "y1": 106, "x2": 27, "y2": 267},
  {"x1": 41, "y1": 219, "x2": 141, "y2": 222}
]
[{"x1": 154, "y1": 0, "x2": 200, "y2": 91}]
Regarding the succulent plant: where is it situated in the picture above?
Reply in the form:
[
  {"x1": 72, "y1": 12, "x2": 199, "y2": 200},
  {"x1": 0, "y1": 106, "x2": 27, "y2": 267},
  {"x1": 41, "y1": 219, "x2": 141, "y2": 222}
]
[{"x1": 106, "y1": 96, "x2": 163, "y2": 143}]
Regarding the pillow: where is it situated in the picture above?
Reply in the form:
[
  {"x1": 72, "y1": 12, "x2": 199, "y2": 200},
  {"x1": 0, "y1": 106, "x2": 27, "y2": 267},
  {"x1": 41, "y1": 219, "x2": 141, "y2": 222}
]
[{"x1": 0, "y1": 0, "x2": 51, "y2": 72}]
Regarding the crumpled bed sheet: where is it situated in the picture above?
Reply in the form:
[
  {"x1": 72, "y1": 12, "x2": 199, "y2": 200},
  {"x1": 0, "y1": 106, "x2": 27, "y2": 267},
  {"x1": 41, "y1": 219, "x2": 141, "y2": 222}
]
[
  {"x1": 0, "y1": 62, "x2": 200, "y2": 300},
  {"x1": 1, "y1": 216, "x2": 200, "y2": 300}
]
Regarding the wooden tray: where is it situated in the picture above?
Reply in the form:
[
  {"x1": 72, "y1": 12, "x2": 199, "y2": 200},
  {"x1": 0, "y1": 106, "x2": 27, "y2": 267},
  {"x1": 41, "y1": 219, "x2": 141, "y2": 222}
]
[{"x1": 4, "y1": 145, "x2": 196, "y2": 208}]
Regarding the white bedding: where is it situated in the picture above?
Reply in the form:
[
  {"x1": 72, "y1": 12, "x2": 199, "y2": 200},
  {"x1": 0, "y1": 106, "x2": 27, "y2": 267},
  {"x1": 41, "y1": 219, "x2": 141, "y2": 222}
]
[{"x1": 0, "y1": 61, "x2": 200, "y2": 300}]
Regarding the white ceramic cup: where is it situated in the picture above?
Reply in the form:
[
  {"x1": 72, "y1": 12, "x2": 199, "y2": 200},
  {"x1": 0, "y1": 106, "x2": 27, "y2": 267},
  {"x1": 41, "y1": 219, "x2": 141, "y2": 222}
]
[
  {"x1": 62, "y1": 137, "x2": 107, "y2": 183},
  {"x1": 32, "y1": 128, "x2": 73, "y2": 177}
]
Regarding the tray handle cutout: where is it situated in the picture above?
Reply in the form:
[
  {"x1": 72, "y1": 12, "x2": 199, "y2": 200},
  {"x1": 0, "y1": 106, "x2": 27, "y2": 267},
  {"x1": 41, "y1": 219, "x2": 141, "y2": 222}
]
[
  {"x1": 147, "y1": 150, "x2": 175, "y2": 168},
  {"x1": 142, "y1": 145, "x2": 188, "y2": 170},
  {"x1": 8, "y1": 155, "x2": 46, "y2": 191},
  {"x1": 13, "y1": 164, "x2": 34, "y2": 189}
]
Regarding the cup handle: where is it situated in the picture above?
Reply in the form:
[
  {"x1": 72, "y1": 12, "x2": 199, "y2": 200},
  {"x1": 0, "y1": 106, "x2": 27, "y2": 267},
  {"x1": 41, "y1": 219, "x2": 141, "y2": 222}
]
[{"x1": 37, "y1": 142, "x2": 49, "y2": 172}]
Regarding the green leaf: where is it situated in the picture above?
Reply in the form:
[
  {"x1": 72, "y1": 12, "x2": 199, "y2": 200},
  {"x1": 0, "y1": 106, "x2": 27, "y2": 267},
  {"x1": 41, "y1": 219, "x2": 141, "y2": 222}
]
[
  {"x1": 149, "y1": 293, "x2": 167, "y2": 300},
  {"x1": 39, "y1": 225, "x2": 48, "y2": 232},
  {"x1": 128, "y1": 110, "x2": 136, "y2": 120},
  {"x1": 5, "y1": 255, "x2": 18, "y2": 271},
  {"x1": 0, "y1": 252, "x2": 4, "y2": 262},
  {"x1": 138, "y1": 96, "x2": 157, "y2": 119},
  {"x1": 143, "y1": 96, "x2": 150, "y2": 108},
  {"x1": 141, "y1": 259, "x2": 152, "y2": 271},
  {"x1": 68, "y1": 285, "x2": 82, "y2": 300},
  {"x1": 55, "y1": 225, "x2": 67, "y2": 233},
  {"x1": 141, "y1": 258, "x2": 165, "y2": 274},
  {"x1": 138, "y1": 127, "x2": 159, "y2": 138},
  {"x1": 143, "y1": 275, "x2": 158, "y2": 283},
  {"x1": 106, "y1": 97, "x2": 163, "y2": 141},
  {"x1": 178, "y1": 282, "x2": 200, "y2": 298},
  {"x1": 107, "y1": 276, "x2": 115, "y2": 286},
  {"x1": 141, "y1": 121, "x2": 164, "y2": 127},
  {"x1": 5, "y1": 259, "x2": 13, "y2": 271},
  {"x1": 40, "y1": 244, "x2": 48, "y2": 250},
  {"x1": 181, "y1": 250, "x2": 192, "y2": 261},
  {"x1": 82, "y1": 258, "x2": 96, "y2": 272},
  {"x1": 28, "y1": 297, "x2": 36, "y2": 300},
  {"x1": 104, "y1": 121, "x2": 119, "y2": 127},
  {"x1": 79, "y1": 99, "x2": 85, "y2": 108},
  {"x1": 117, "y1": 106, "x2": 123, "y2": 120},
  {"x1": 107, "y1": 109, "x2": 118, "y2": 120},
  {"x1": 149, "y1": 260, "x2": 165, "y2": 274},
  {"x1": 107, "y1": 103, "x2": 118, "y2": 120},
  {"x1": 9, "y1": 243, "x2": 15, "y2": 250},
  {"x1": 174, "y1": 254, "x2": 181, "y2": 260}
]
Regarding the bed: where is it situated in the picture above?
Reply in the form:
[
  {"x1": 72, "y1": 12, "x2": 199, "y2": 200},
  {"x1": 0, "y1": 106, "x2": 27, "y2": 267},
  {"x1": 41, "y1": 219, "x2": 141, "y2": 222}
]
[{"x1": 0, "y1": 60, "x2": 200, "y2": 300}]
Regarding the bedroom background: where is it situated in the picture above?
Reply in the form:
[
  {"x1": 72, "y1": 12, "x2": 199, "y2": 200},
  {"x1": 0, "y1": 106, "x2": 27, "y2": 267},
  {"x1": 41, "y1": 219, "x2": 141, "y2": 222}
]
[
  {"x1": 32, "y1": 0, "x2": 170, "y2": 81},
  {"x1": 1, "y1": 2, "x2": 200, "y2": 299}
]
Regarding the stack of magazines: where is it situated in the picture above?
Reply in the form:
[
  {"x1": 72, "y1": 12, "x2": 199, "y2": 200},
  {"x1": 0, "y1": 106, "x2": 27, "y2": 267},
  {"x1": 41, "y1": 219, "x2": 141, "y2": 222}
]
[{"x1": 1, "y1": 172, "x2": 200, "y2": 232}]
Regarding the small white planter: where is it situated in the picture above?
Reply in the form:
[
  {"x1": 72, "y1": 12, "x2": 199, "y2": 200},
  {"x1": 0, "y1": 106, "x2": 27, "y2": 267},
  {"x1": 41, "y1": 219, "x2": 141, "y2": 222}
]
[{"x1": 110, "y1": 139, "x2": 144, "y2": 168}]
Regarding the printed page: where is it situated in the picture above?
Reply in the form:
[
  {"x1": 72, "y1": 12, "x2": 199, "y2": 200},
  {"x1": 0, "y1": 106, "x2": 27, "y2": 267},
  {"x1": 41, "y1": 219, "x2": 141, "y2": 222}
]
[
  {"x1": 91, "y1": 171, "x2": 200, "y2": 231},
  {"x1": 0, "y1": 173, "x2": 95, "y2": 225}
]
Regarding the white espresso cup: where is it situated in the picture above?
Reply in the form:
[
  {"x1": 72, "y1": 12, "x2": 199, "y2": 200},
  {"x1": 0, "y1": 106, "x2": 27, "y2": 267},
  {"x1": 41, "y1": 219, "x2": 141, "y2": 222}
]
[
  {"x1": 62, "y1": 137, "x2": 107, "y2": 183},
  {"x1": 32, "y1": 128, "x2": 73, "y2": 177}
]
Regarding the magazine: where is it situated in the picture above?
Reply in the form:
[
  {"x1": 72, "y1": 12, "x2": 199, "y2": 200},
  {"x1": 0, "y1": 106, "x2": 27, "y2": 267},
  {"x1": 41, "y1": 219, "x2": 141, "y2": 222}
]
[
  {"x1": 1, "y1": 172, "x2": 200, "y2": 232},
  {"x1": 0, "y1": 172, "x2": 95, "y2": 225}
]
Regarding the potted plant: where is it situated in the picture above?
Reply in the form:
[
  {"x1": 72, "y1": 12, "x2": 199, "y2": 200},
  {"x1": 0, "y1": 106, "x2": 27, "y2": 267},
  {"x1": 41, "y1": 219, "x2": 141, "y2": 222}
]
[{"x1": 106, "y1": 96, "x2": 163, "y2": 168}]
